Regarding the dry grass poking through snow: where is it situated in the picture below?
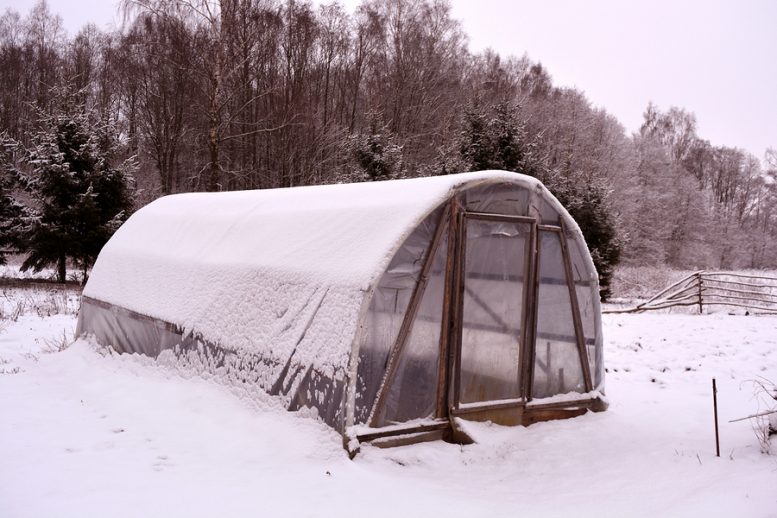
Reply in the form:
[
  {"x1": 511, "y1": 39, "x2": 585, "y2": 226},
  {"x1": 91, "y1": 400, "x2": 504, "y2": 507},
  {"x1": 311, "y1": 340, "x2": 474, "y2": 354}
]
[
  {"x1": 747, "y1": 378, "x2": 777, "y2": 454},
  {"x1": 0, "y1": 285, "x2": 81, "y2": 375},
  {"x1": 0, "y1": 287, "x2": 81, "y2": 322}
]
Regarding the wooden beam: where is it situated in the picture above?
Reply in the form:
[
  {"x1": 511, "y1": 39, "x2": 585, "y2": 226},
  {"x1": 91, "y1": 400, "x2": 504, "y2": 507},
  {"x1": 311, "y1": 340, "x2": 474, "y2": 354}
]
[
  {"x1": 558, "y1": 223, "x2": 593, "y2": 393},
  {"x1": 451, "y1": 398, "x2": 524, "y2": 415},
  {"x1": 537, "y1": 224, "x2": 563, "y2": 232},
  {"x1": 464, "y1": 211, "x2": 537, "y2": 224},
  {"x1": 704, "y1": 271, "x2": 777, "y2": 282},
  {"x1": 636, "y1": 271, "x2": 702, "y2": 309},
  {"x1": 522, "y1": 406, "x2": 588, "y2": 425},
  {"x1": 436, "y1": 198, "x2": 460, "y2": 418},
  {"x1": 524, "y1": 225, "x2": 542, "y2": 401},
  {"x1": 451, "y1": 209, "x2": 468, "y2": 410},
  {"x1": 606, "y1": 299, "x2": 777, "y2": 314},
  {"x1": 520, "y1": 219, "x2": 538, "y2": 402},
  {"x1": 702, "y1": 277, "x2": 777, "y2": 291},
  {"x1": 701, "y1": 286, "x2": 777, "y2": 302},
  {"x1": 356, "y1": 420, "x2": 450, "y2": 443},
  {"x1": 368, "y1": 430, "x2": 448, "y2": 448},
  {"x1": 525, "y1": 397, "x2": 596, "y2": 411}
]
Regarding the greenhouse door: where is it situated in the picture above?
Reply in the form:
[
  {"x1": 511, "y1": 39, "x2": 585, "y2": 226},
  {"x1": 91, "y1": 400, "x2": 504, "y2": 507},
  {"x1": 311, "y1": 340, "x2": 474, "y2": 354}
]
[{"x1": 450, "y1": 212, "x2": 536, "y2": 425}]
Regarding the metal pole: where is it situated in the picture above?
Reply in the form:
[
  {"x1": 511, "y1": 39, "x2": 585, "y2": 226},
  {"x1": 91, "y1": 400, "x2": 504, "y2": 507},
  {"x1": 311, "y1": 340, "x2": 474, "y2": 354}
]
[{"x1": 712, "y1": 378, "x2": 720, "y2": 457}]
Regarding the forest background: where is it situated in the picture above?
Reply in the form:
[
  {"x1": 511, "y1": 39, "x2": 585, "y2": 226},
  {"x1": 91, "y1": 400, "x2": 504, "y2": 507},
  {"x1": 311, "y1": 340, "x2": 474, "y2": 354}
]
[{"x1": 1, "y1": 0, "x2": 775, "y2": 298}]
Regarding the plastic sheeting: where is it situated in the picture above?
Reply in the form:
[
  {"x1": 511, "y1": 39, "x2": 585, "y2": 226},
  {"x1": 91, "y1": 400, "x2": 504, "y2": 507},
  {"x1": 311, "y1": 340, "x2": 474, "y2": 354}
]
[
  {"x1": 462, "y1": 183, "x2": 532, "y2": 216},
  {"x1": 354, "y1": 207, "x2": 443, "y2": 424},
  {"x1": 77, "y1": 297, "x2": 347, "y2": 429},
  {"x1": 377, "y1": 226, "x2": 448, "y2": 425},
  {"x1": 567, "y1": 236, "x2": 604, "y2": 389},
  {"x1": 532, "y1": 230, "x2": 586, "y2": 398},
  {"x1": 459, "y1": 218, "x2": 529, "y2": 403},
  {"x1": 77, "y1": 297, "x2": 198, "y2": 356},
  {"x1": 536, "y1": 196, "x2": 562, "y2": 225}
]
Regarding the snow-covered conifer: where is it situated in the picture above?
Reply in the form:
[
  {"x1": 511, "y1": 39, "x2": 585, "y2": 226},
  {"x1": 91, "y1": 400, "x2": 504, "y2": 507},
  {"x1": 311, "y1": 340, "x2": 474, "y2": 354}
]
[{"x1": 16, "y1": 94, "x2": 135, "y2": 283}]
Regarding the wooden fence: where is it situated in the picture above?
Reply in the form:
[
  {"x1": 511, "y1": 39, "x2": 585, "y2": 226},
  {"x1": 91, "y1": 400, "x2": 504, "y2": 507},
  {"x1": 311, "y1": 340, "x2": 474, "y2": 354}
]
[{"x1": 604, "y1": 271, "x2": 777, "y2": 314}]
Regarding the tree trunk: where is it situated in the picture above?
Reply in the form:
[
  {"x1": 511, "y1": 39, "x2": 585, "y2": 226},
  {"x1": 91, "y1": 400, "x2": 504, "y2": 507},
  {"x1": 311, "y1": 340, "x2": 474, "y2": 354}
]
[
  {"x1": 208, "y1": 126, "x2": 220, "y2": 191},
  {"x1": 207, "y1": 57, "x2": 222, "y2": 191},
  {"x1": 57, "y1": 255, "x2": 66, "y2": 284}
]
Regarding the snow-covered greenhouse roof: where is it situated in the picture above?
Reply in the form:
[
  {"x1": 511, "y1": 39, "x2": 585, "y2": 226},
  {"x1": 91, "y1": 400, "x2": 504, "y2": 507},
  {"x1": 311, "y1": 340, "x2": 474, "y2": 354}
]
[{"x1": 79, "y1": 170, "x2": 606, "y2": 451}]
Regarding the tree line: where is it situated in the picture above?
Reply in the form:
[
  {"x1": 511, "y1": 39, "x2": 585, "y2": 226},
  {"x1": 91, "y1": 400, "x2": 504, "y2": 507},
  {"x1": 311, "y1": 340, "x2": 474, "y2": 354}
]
[{"x1": 1, "y1": 0, "x2": 775, "y2": 297}]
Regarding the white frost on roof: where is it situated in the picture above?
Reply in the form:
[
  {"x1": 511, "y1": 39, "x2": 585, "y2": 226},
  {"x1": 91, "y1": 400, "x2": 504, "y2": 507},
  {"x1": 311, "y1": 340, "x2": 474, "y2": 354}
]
[{"x1": 83, "y1": 171, "x2": 539, "y2": 374}]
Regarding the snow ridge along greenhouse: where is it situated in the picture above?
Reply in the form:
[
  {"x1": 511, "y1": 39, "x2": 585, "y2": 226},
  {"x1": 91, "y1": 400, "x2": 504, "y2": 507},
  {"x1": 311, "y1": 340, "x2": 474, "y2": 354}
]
[{"x1": 77, "y1": 170, "x2": 606, "y2": 452}]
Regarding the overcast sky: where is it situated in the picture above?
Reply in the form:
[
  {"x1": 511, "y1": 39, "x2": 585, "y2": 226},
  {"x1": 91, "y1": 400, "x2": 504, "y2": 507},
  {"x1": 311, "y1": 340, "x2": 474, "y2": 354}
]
[{"x1": 3, "y1": 0, "x2": 775, "y2": 160}]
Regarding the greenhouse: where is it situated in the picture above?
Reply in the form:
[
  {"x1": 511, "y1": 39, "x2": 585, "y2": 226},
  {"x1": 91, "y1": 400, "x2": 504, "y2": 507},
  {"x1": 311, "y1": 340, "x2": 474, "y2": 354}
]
[{"x1": 77, "y1": 170, "x2": 606, "y2": 452}]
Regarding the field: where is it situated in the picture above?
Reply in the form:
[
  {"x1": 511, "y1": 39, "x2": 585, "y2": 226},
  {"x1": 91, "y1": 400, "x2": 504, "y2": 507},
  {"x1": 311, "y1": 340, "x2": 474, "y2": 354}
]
[{"x1": 1, "y1": 274, "x2": 776, "y2": 517}]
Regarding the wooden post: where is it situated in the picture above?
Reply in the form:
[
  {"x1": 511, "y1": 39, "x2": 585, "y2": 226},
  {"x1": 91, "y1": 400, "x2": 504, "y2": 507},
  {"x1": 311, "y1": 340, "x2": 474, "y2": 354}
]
[
  {"x1": 520, "y1": 220, "x2": 538, "y2": 402},
  {"x1": 436, "y1": 198, "x2": 459, "y2": 419},
  {"x1": 558, "y1": 224, "x2": 593, "y2": 392},
  {"x1": 451, "y1": 211, "x2": 468, "y2": 410},
  {"x1": 697, "y1": 272, "x2": 704, "y2": 314},
  {"x1": 712, "y1": 378, "x2": 720, "y2": 457}
]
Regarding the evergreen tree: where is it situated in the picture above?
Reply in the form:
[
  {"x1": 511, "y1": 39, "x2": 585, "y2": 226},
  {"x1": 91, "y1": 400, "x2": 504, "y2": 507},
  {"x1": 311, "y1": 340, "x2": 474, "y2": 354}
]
[
  {"x1": 0, "y1": 135, "x2": 28, "y2": 265},
  {"x1": 458, "y1": 101, "x2": 493, "y2": 171},
  {"x1": 490, "y1": 100, "x2": 526, "y2": 172},
  {"x1": 548, "y1": 171, "x2": 623, "y2": 300},
  {"x1": 347, "y1": 112, "x2": 404, "y2": 181},
  {"x1": 16, "y1": 101, "x2": 135, "y2": 283},
  {"x1": 455, "y1": 99, "x2": 545, "y2": 177},
  {"x1": 452, "y1": 99, "x2": 622, "y2": 300}
]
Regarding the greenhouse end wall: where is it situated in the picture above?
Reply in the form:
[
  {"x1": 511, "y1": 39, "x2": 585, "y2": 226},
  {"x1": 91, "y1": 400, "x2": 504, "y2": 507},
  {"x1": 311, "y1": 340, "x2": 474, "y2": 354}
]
[{"x1": 353, "y1": 179, "x2": 604, "y2": 433}]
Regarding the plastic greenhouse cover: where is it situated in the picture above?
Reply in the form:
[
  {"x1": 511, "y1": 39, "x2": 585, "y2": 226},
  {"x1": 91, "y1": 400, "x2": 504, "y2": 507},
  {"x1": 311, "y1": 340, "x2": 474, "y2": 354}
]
[
  {"x1": 355, "y1": 208, "x2": 443, "y2": 424},
  {"x1": 86, "y1": 172, "x2": 527, "y2": 371},
  {"x1": 77, "y1": 297, "x2": 348, "y2": 429},
  {"x1": 81, "y1": 170, "x2": 602, "y2": 432},
  {"x1": 378, "y1": 223, "x2": 448, "y2": 425},
  {"x1": 532, "y1": 231, "x2": 587, "y2": 398}
]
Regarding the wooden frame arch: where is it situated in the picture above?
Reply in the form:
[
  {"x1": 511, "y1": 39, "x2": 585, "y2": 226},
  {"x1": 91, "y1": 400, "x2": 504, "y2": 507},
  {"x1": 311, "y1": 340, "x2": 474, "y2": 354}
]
[{"x1": 353, "y1": 190, "x2": 603, "y2": 449}]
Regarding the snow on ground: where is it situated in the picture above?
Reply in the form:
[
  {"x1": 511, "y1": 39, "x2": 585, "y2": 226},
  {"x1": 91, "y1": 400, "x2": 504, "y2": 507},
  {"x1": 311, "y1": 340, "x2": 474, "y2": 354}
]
[
  {"x1": 0, "y1": 263, "x2": 55, "y2": 282},
  {"x1": 0, "y1": 261, "x2": 84, "y2": 284},
  {"x1": 1, "y1": 292, "x2": 776, "y2": 517}
]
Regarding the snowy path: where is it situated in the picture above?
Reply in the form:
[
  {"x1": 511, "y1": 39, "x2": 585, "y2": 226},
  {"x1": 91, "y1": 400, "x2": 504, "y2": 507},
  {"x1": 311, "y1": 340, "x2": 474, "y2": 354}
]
[{"x1": 1, "y1": 311, "x2": 776, "y2": 517}]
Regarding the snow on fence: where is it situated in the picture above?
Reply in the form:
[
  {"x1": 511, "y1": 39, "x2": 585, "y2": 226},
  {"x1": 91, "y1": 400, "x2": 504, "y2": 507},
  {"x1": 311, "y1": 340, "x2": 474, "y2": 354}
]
[{"x1": 604, "y1": 271, "x2": 777, "y2": 314}]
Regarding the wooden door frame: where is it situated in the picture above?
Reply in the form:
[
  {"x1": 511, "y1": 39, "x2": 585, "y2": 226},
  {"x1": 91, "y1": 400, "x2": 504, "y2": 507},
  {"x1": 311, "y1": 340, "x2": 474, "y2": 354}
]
[
  {"x1": 358, "y1": 199, "x2": 598, "y2": 445},
  {"x1": 448, "y1": 210, "x2": 538, "y2": 418}
]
